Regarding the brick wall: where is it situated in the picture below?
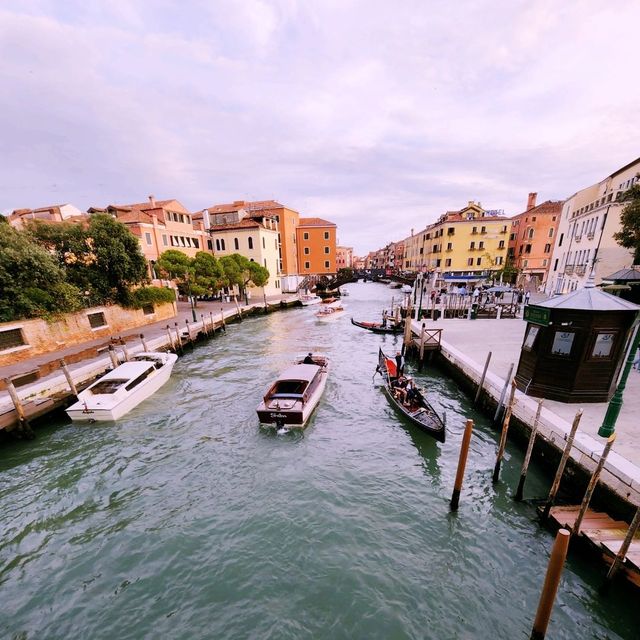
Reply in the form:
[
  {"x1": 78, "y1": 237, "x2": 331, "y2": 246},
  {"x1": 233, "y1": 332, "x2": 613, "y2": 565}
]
[{"x1": 0, "y1": 302, "x2": 176, "y2": 367}]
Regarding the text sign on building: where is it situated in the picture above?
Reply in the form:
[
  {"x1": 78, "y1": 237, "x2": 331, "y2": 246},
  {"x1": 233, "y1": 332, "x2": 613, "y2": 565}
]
[{"x1": 523, "y1": 305, "x2": 550, "y2": 326}]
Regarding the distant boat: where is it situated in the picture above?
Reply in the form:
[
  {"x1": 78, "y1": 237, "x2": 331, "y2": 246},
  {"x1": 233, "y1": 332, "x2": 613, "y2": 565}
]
[
  {"x1": 256, "y1": 354, "x2": 330, "y2": 430},
  {"x1": 299, "y1": 294, "x2": 322, "y2": 306},
  {"x1": 376, "y1": 348, "x2": 445, "y2": 442},
  {"x1": 389, "y1": 282, "x2": 402, "y2": 289},
  {"x1": 401, "y1": 284, "x2": 412, "y2": 294},
  {"x1": 66, "y1": 351, "x2": 178, "y2": 422},
  {"x1": 315, "y1": 303, "x2": 345, "y2": 321},
  {"x1": 351, "y1": 318, "x2": 403, "y2": 334},
  {"x1": 340, "y1": 288, "x2": 349, "y2": 296}
]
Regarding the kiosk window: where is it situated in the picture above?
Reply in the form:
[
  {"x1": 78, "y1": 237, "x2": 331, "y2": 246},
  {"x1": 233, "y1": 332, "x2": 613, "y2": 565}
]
[
  {"x1": 551, "y1": 331, "x2": 575, "y2": 356},
  {"x1": 523, "y1": 326, "x2": 539, "y2": 351},
  {"x1": 592, "y1": 333, "x2": 615, "y2": 358}
]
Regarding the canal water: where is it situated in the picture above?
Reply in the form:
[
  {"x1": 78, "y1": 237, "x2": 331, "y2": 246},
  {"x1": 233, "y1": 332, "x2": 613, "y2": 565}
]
[{"x1": 1, "y1": 283, "x2": 638, "y2": 639}]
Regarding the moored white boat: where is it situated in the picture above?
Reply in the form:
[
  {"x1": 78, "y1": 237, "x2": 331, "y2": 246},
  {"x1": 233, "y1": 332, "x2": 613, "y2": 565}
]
[
  {"x1": 66, "y1": 351, "x2": 178, "y2": 422},
  {"x1": 256, "y1": 354, "x2": 330, "y2": 429},
  {"x1": 299, "y1": 294, "x2": 322, "y2": 306},
  {"x1": 401, "y1": 284, "x2": 413, "y2": 294},
  {"x1": 315, "y1": 303, "x2": 345, "y2": 321}
]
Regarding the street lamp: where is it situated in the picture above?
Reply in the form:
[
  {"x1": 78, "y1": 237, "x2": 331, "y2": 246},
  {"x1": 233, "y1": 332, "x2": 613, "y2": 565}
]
[{"x1": 598, "y1": 318, "x2": 640, "y2": 437}]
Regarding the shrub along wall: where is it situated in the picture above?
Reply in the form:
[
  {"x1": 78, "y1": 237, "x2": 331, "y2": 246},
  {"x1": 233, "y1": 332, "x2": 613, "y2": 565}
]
[{"x1": 0, "y1": 302, "x2": 176, "y2": 367}]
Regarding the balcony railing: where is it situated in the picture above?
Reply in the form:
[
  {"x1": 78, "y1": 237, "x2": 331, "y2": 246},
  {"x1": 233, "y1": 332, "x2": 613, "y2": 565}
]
[
  {"x1": 564, "y1": 265, "x2": 574, "y2": 275},
  {"x1": 575, "y1": 265, "x2": 586, "y2": 276},
  {"x1": 587, "y1": 231, "x2": 595, "y2": 240},
  {"x1": 574, "y1": 234, "x2": 582, "y2": 243}
]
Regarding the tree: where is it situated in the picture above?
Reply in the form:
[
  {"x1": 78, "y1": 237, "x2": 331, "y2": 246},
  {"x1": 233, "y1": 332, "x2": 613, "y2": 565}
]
[
  {"x1": 192, "y1": 252, "x2": 226, "y2": 295},
  {"x1": 614, "y1": 182, "x2": 640, "y2": 264},
  {"x1": 0, "y1": 223, "x2": 82, "y2": 321},
  {"x1": 493, "y1": 256, "x2": 520, "y2": 284},
  {"x1": 219, "y1": 253, "x2": 269, "y2": 297},
  {"x1": 29, "y1": 214, "x2": 147, "y2": 305},
  {"x1": 155, "y1": 249, "x2": 194, "y2": 294}
]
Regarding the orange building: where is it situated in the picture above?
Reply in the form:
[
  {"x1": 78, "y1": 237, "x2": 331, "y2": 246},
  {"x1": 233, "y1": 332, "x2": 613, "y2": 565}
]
[
  {"x1": 507, "y1": 193, "x2": 563, "y2": 288},
  {"x1": 296, "y1": 218, "x2": 337, "y2": 276}
]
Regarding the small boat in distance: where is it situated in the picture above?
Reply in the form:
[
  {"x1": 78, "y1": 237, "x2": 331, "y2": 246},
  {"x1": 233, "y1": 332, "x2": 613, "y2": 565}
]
[
  {"x1": 401, "y1": 284, "x2": 413, "y2": 294},
  {"x1": 351, "y1": 318, "x2": 403, "y2": 334},
  {"x1": 66, "y1": 351, "x2": 178, "y2": 422},
  {"x1": 257, "y1": 354, "x2": 330, "y2": 430},
  {"x1": 376, "y1": 348, "x2": 445, "y2": 442},
  {"x1": 299, "y1": 293, "x2": 322, "y2": 306},
  {"x1": 315, "y1": 303, "x2": 345, "y2": 321},
  {"x1": 340, "y1": 287, "x2": 349, "y2": 296}
]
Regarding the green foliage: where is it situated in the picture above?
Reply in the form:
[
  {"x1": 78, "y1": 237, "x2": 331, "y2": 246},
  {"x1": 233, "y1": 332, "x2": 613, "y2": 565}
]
[
  {"x1": 129, "y1": 286, "x2": 176, "y2": 309},
  {"x1": 337, "y1": 267, "x2": 354, "y2": 281},
  {"x1": 29, "y1": 214, "x2": 148, "y2": 305},
  {"x1": 614, "y1": 182, "x2": 640, "y2": 264},
  {"x1": 219, "y1": 253, "x2": 269, "y2": 292},
  {"x1": 493, "y1": 257, "x2": 520, "y2": 284},
  {"x1": 193, "y1": 251, "x2": 226, "y2": 293},
  {"x1": 0, "y1": 223, "x2": 82, "y2": 321}
]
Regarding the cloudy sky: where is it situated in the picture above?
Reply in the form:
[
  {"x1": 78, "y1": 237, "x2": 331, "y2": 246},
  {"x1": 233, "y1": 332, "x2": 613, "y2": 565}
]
[{"x1": 1, "y1": 1, "x2": 638, "y2": 254}]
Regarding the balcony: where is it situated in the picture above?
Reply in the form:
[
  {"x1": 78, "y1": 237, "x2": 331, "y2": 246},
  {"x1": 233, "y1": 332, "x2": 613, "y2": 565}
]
[
  {"x1": 587, "y1": 231, "x2": 595, "y2": 240},
  {"x1": 564, "y1": 265, "x2": 574, "y2": 275},
  {"x1": 574, "y1": 234, "x2": 582, "y2": 243},
  {"x1": 575, "y1": 265, "x2": 586, "y2": 276}
]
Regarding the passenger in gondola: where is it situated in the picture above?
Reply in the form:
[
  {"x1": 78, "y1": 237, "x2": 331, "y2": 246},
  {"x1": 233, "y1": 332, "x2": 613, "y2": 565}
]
[
  {"x1": 405, "y1": 378, "x2": 418, "y2": 406},
  {"x1": 391, "y1": 376, "x2": 409, "y2": 403},
  {"x1": 303, "y1": 352, "x2": 315, "y2": 364},
  {"x1": 395, "y1": 351, "x2": 405, "y2": 378}
]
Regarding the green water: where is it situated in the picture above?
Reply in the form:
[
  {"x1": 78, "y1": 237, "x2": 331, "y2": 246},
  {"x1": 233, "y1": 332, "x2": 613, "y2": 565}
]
[{"x1": 1, "y1": 283, "x2": 638, "y2": 639}]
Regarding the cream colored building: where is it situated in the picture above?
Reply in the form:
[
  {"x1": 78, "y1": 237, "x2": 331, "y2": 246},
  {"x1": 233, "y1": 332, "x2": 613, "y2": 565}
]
[
  {"x1": 206, "y1": 207, "x2": 282, "y2": 298},
  {"x1": 8, "y1": 203, "x2": 85, "y2": 229},
  {"x1": 545, "y1": 157, "x2": 640, "y2": 295}
]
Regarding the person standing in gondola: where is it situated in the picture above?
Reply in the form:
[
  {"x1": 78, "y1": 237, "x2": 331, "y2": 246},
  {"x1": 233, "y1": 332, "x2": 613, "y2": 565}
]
[{"x1": 395, "y1": 351, "x2": 405, "y2": 378}]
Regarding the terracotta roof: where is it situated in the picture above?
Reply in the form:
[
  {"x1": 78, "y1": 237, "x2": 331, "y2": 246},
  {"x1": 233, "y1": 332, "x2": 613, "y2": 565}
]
[
  {"x1": 512, "y1": 200, "x2": 563, "y2": 219},
  {"x1": 208, "y1": 219, "x2": 262, "y2": 232},
  {"x1": 298, "y1": 217, "x2": 336, "y2": 227},
  {"x1": 116, "y1": 211, "x2": 156, "y2": 225},
  {"x1": 206, "y1": 199, "x2": 285, "y2": 214}
]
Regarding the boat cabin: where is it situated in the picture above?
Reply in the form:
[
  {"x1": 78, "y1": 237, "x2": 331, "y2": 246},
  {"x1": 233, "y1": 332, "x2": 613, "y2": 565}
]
[{"x1": 264, "y1": 364, "x2": 322, "y2": 405}]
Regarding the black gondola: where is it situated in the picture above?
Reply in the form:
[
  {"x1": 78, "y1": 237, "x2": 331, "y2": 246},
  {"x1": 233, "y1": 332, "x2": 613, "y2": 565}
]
[
  {"x1": 351, "y1": 318, "x2": 403, "y2": 334},
  {"x1": 376, "y1": 348, "x2": 446, "y2": 443}
]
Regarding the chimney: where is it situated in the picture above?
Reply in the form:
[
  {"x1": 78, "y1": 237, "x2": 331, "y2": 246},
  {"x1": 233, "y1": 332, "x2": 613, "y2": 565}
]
[
  {"x1": 527, "y1": 192, "x2": 537, "y2": 211},
  {"x1": 202, "y1": 209, "x2": 211, "y2": 230},
  {"x1": 233, "y1": 200, "x2": 245, "y2": 207},
  {"x1": 149, "y1": 194, "x2": 156, "y2": 208},
  {"x1": 468, "y1": 200, "x2": 473, "y2": 208},
  {"x1": 411, "y1": 228, "x2": 414, "y2": 236}
]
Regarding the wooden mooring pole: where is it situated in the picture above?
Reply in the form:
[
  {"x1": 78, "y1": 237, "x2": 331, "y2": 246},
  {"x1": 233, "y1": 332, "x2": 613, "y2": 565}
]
[
  {"x1": 120, "y1": 340, "x2": 130, "y2": 362},
  {"x1": 493, "y1": 380, "x2": 517, "y2": 484},
  {"x1": 418, "y1": 323, "x2": 426, "y2": 372},
  {"x1": 474, "y1": 351, "x2": 492, "y2": 405},
  {"x1": 515, "y1": 398, "x2": 543, "y2": 501},
  {"x1": 572, "y1": 433, "x2": 616, "y2": 537},
  {"x1": 4, "y1": 378, "x2": 34, "y2": 439},
  {"x1": 604, "y1": 506, "x2": 640, "y2": 585},
  {"x1": 530, "y1": 528, "x2": 570, "y2": 640},
  {"x1": 402, "y1": 299, "x2": 413, "y2": 356},
  {"x1": 174, "y1": 322, "x2": 183, "y2": 352},
  {"x1": 493, "y1": 362, "x2": 514, "y2": 423},
  {"x1": 541, "y1": 409, "x2": 583, "y2": 521},
  {"x1": 108, "y1": 345, "x2": 119, "y2": 368},
  {"x1": 140, "y1": 333, "x2": 150, "y2": 351},
  {"x1": 165, "y1": 325, "x2": 176, "y2": 351},
  {"x1": 220, "y1": 307, "x2": 226, "y2": 331},
  {"x1": 201, "y1": 314, "x2": 209, "y2": 337},
  {"x1": 450, "y1": 419, "x2": 474, "y2": 511},
  {"x1": 234, "y1": 295, "x2": 242, "y2": 320},
  {"x1": 59, "y1": 359, "x2": 78, "y2": 399},
  {"x1": 209, "y1": 312, "x2": 215, "y2": 337}
]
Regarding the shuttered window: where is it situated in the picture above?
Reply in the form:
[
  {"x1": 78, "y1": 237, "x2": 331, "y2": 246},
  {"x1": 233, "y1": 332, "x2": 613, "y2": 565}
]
[{"x1": 0, "y1": 328, "x2": 26, "y2": 351}]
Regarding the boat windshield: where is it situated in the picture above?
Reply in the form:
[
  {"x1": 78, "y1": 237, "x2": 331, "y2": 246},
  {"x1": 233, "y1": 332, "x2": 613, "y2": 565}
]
[
  {"x1": 133, "y1": 355, "x2": 164, "y2": 369},
  {"x1": 272, "y1": 379, "x2": 308, "y2": 398},
  {"x1": 90, "y1": 379, "x2": 128, "y2": 394}
]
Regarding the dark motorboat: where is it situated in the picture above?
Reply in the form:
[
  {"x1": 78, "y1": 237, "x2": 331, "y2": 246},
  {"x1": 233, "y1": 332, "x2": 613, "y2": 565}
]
[
  {"x1": 351, "y1": 318, "x2": 403, "y2": 334},
  {"x1": 256, "y1": 354, "x2": 330, "y2": 430},
  {"x1": 376, "y1": 348, "x2": 445, "y2": 443}
]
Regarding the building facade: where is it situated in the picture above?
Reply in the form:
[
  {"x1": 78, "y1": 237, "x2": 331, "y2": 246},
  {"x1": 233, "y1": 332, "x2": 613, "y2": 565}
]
[
  {"x1": 296, "y1": 218, "x2": 337, "y2": 276},
  {"x1": 545, "y1": 157, "x2": 640, "y2": 295},
  {"x1": 8, "y1": 203, "x2": 85, "y2": 229},
  {"x1": 507, "y1": 193, "x2": 563, "y2": 288},
  {"x1": 336, "y1": 246, "x2": 353, "y2": 270}
]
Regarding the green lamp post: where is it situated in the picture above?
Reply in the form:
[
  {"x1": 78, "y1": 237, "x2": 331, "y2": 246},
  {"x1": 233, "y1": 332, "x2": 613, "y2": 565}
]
[{"x1": 598, "y1": 315, "x2": 640, "y2": 438}]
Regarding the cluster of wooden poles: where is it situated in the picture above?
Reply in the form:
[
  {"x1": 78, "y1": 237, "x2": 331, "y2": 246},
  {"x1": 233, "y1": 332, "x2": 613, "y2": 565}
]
[{"x1": 448, "y1": 368, "x2": 640, "y2": 639}]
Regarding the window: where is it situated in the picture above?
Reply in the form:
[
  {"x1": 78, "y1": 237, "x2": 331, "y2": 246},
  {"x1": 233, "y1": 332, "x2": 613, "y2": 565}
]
[
  {"x1": 207, "y1": 240, "x2": 213, "y2": 250},
  {"x1": 262, "y1": 237, "x2": 266, "y2": 249},
  {"x1": 525, "y1": 244, "x2": 532, "y2": 254},
  {"x1": 472, "y1": 226, "x2": 477, "y2": 234},
  {"x1": 145, "y1": 232, "x2": 152, "y2": 245},
  {"x1": 476, "y1": 257, "x2": 481, "y2": 266},
  {"x1": 324, "y1": 231, "x2": 329, "y2": 240},
  {"x1": 548, "y1": 228, "x2": 554, "y2": 237},
  {"x1": 0, "y1": 328, "x2": 26, "y2": 351},
  {"x1": 592, "y1": 333, "x2": 615, "y2": 358},
  {"x1": 544, "y1": 243, "x2": 551, "y2": 253},
  {"x1": 495, "y1": 256, "x2": 504, "y2": 265},
  {"x1": 303, "y1": 232, "x2": 309, "y2": 240},
  {"x1": 220, "y1": 239, "x2": 225, "y2": 250},
  {"x1": 510, "y1": 233, "x2": 516, "y2": 241},
  {"x1": 523, "y1": 260, "x2": 528, "y2": 267},
  {"x1": 264, "y1": 259, "x2": 267, "y2": 267},
  {"x1": 193, "y1": 239, "x2": 199, "y2": 249},
  {"x1": 467, "y1": 258, "x2": 474, "y2": 266},
  {"x1": 470, "y1": 242, "x2": 475, "y2": 249},
  {"x1": 435, "y1": 259, "x2": 441, "y2": 267},
  {"x1": 445, "y1": 258, "x2": 451, "y2": 266},
  {"x1": 551, "y1": 331, "x2": 575, "y2": 356},
  {"x1": 87, "y1": 312, "x2": 107, "y2": 329},
  {"x1": 523, "y1": 325, "x2": 540, "y2": 351},
  {"x1": 325, "y1": 260, "x2": 330, "y2": 268},
  {"x1": 446, "y1": 242, "x2": 452, "y2": 251},
  {"x1": 234, "y1": 238, "x2": 239, "y2": 250},
  {"x1": 304, "y1": 247, "x2": 310, "y2": 255},
  {"x1": 498, "y1": 240, "x2": 505, "y2": 249},
  {"x1": 553, "y1": 258, "x2": 558, "y2": 271},
  {"x1": 305, "y1": 261, "x2": 310, "y2": 269},
  {"x1": 558, "y1": 233, "x2": 564, "y2": 247},
  {"x1": 447, "y1": 227, "x2": 455, "y2": 235},
  {"x1": 481, "y1": 226, "x2": 486, "y2": 234},
  {"x1": 162, "y1": 235, "x2": 168, "y2": 246},
  {"x1": 142, "y1": 304, "x2": 155, "y2": 316},
  {"x1": 478, "y1": 241, "x2": 484, "y2": 249},
  {"x1": 324, "y1": 246, "x2": 330, "y2": 254},
  {"x1": 215, "y1": 239, "x2": 220, "y2": 251},
  {"x1": 248, "y1": 237, "x2": 253, "y2": 250},
  {"x1": 528, "y1": 229, "x2": 534, "y2": 239}
]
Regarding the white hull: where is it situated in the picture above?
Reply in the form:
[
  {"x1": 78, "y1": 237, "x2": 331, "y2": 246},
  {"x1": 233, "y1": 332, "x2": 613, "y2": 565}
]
[
  {"x1": 66, "y1": 353, "x2": 178, "y2": 422},
  {"x1": 316, "y1": 309, "x2": 345, "y2": 321},
  {"x1": 299, "y1": 295, "x2": 322, "y2": 306}
]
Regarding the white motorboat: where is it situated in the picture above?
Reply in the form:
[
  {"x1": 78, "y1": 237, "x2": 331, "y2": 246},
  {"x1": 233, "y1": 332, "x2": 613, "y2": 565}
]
[
  {"x1": 315, "y1": 303, "x2": 345, "y2": 321},
  {"x1": 401, "y1": 284, "x2": 413, "y2": 294},
  {"x1": 256, "y1": 354, "x2": 330, "y2": 429},
  {"x1": 66, "y1": 351, "x2": 178, "y2": 422},
  {"x1": 299, "y1": 294, "x2": 322, "y2": 306}
]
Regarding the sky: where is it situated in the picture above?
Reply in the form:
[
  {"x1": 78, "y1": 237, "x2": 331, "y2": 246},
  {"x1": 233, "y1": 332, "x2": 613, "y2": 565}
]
[{"x1": 1, "y1": 1, "x2": 639, "y2": 255}]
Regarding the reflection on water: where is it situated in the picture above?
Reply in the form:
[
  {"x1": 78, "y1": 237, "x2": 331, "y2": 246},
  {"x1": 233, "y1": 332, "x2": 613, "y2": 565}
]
[{"x1": 0, "y1": 283, "x2": 638, "y2": 640}]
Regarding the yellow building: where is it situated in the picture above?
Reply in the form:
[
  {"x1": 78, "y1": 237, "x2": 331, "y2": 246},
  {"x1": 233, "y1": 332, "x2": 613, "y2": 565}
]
[{"x1": 400, "y1": 202, "x2": 509, "y2": 283}]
